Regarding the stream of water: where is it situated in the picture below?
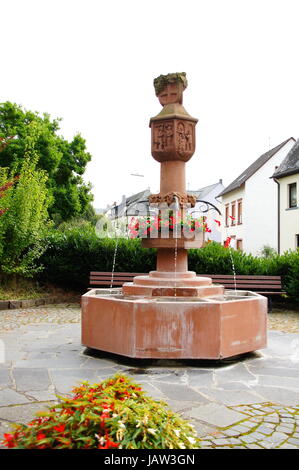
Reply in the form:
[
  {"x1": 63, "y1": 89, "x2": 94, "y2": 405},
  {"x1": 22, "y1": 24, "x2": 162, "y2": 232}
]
[
  {"x1": 228, "y1": 246, "x2": 237, "y2": 292},
  {"x1": 110, "y1": 233, "x2": 119, "y2": 292}
]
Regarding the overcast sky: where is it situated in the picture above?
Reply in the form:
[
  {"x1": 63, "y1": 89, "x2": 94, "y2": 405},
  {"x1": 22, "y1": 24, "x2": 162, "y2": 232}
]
[{"x1": 1, "y1": 0, "x2": 299, "y2": 209}]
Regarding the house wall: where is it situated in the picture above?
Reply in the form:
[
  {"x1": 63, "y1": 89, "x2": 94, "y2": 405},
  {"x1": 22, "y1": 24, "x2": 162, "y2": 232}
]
[
  {"x1": 219, "y1": 139, "x2": 295, "y2": 255},
  {"x1": 278, "y1": 173, "x2": 299, "y2": 253},
  {"x1": 193, "y1": 182, "x2": 224, "y2": 243},
  {"x1": 220, "y1": 187, "x2": 245, "y2": 249},
  {"x1": 245, "y1": 140, "x2": 295, "y2": 255}
]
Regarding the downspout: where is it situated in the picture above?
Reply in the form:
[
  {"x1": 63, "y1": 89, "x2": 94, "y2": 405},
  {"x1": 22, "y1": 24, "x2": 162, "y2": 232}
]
[{"x1": 273, "y1": 178, "x2": 280, "y2": 254}]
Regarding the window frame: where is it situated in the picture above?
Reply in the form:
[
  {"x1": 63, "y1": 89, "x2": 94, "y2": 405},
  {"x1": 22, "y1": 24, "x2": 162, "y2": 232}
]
[
  {"x1": 231, "y1": 201, "x2": 236, "y2": 226},
  {"x1": 237, "y1": 198, "x2": 243, "y2": 225},
  {"x1": 288, "y1": 183, "x2": 297, "y2": 208},
  {"x1": 236, "y1": 239, "x2": 243, "y2": 251},
  {"x1": 225, "y1": 204, "x2": 229, "y2": 227}
]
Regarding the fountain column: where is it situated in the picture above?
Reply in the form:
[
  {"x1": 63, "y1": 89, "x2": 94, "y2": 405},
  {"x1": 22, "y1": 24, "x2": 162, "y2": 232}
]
[{"x1": 122, "y1": 73, "x2": 223, "y2": 297}]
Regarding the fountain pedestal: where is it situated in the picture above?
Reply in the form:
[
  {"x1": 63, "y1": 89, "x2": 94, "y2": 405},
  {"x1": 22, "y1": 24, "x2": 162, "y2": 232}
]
[{"x1": 81, "y1": 73, "x2": 267, "y2": 359}]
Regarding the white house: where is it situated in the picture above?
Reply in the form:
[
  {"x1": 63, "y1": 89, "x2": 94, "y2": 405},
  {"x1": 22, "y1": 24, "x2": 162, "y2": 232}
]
[
  {"x1": 271, "y1": 140, "x2": 299, "y2": 253},
  {"x1": 217, "y1": 137, "x2": 296, "y2": 255},
  {"x1": 189, "y1": 180, "x2": 224, "y2": 243}
]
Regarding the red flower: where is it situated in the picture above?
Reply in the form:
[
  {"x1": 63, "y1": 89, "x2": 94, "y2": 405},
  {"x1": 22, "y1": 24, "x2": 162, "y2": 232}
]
[
  {"x1": 98, "y1": 438, "x2": 119, "y2": 449},
  {"x1": 224, "y1": 237, "x2": 231, "y2": 248},
  {"x1": 130, "y1": 230, "x2": 138, "y2": 238},
  {"x1": 2, "y1": 433, "x2": 16, "y2": 448},
  {"x1": 53, "y1": 424, "x2": 65, "y2": 433},
  {"x1": 37, "y1": 432, "x2": 47, "y2": 441},
  {"x1": 214, "y1": 219, "x2": 221, "y2": 226}
]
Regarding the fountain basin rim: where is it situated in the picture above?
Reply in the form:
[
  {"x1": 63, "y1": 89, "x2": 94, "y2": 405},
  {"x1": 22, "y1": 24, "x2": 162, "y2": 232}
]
[{"x1": 83, "y1": 288, "x2": 265, "y2": 304}]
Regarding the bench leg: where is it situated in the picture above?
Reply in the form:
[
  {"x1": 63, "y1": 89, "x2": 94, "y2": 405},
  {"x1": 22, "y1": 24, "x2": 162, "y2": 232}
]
[{"x1": 268, "y1": 296, "x2": 273, "y2": 313}]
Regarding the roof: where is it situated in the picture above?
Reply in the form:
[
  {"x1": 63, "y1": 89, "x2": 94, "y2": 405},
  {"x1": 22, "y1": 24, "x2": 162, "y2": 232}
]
[
  {"x1": 217, "y1": 137, "x2": 295, "y2": 197},
  {"x1": 271, "y1": 139, "x2": 299, "y2": 179},
  {"x1": 110, "y1": 182, "x2": 224, "y2": 218},
  {"x1": 125, "y1": 189, "x2": 151, "y2": 205},
  {"x1": 110, "y1": 189, "x2": 151, "y2": 218},
  {"x1": 188, "y1": 181, "x2": 224, "y2": 200}
]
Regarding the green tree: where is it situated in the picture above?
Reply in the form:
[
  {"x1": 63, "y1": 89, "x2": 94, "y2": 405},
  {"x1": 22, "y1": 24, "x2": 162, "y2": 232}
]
[
  {"x1": 0, "y1": 101, "x2": 93, "y2": 220},
  {"x1": 0, "y1": 121, "x2": 52, "y2": 277}
]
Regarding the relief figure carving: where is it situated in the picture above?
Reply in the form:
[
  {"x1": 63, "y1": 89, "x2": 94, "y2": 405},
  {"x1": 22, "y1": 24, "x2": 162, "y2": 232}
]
[{"x1": 154, "y1": 122, "x2": 174, "y2": 151}]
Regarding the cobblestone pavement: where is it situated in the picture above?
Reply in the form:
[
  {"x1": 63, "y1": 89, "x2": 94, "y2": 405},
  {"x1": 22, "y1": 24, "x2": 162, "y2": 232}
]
[
  {"x1": 0, "y1": 303, "x2": 299, "y2": 449},
  {"x1": 0, "y1": 303, "x2": 80, "y2": 331},
  {"x1": 0, "y1": 303, "x2": 298, "y2": 334}
]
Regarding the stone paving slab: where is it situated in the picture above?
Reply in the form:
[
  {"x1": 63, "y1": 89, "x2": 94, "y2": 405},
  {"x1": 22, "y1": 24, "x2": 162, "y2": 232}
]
[
  {"x1": 0, "y1": 389, "x2": 30, "y2": 406},
  {"x1": 184, "y1": 403, "x2": 246, "y2": 427},
  {"x1": 214, "y1": 363, "x2": 257, "y2": 384},
  {"x1": 0, "y1": 303, "x2": 298, "y2": 449},
  {"x1": 0, "y1": 370, "x2": 12, "y2": 389},
  {"x1": 13, "y1": 368, "x2": 51, "y2": 392},
  {"x1": 0, "y1": 402, "x2": 56, "y2": 424},
  {"x1": 195, "y1": 388, "x2": 266, "y2": 405}
]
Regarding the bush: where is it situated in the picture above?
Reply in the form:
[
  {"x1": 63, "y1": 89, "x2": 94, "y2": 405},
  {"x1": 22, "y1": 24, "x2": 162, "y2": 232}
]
[
  {"x1": 258, "y1": 245, "x2": 277, "y2": 258},
  {"x1": 188, "y1": 242, "x2": 263, "y2": 275},
  {"x1": 1, "y1": 374, "x2": 200, "y2": 449},
  {"x1": 38, "y1": 229, "x2": 299, "y2": 303},
  {"x1": 38, "y1": 228, "x2": 156, "y2": 290},
  {"x1": 0, "y1": 133, "x2": 52, "y2": 278}
]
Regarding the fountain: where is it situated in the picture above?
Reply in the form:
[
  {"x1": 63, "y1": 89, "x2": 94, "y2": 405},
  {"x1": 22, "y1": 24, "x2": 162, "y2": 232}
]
[{"x1": 81, "y1": 72, "x2": 267, "y2": 359}]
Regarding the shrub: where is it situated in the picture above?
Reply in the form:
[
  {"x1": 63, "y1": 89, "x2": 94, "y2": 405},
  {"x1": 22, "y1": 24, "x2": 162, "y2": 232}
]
[
  {"x1": 1, "y1": 374, "x2": 200, "y2": 450},
  {"x1": 258, "y1": 245, "x2": 277, "y2": 259},
  {"x1": 0, "y1": 126, "x2": 52, "y2": 278},
  {"x1": 38, "y1": 228, "x2": 299, "y2": 303},
  {"x1": 38, "y1": 229, "x2": 156, "y2": 290},
  {"x1": 188, "y1": 242, "x2": 263, "y2": 275}
]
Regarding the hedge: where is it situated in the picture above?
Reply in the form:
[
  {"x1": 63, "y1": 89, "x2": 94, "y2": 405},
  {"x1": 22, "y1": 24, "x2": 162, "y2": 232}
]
[{"x1": 38, "y1": 227, "x2": 299, "y2": 302}]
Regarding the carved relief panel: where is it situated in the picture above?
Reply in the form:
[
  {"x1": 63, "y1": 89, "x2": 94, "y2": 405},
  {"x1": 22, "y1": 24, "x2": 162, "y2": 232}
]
[{"x1": 151, "y1": 119, "x2": 196, "y2": 162}]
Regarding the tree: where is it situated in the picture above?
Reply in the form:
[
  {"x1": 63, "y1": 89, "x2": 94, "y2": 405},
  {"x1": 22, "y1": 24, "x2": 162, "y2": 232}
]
[
  {"x1": 0, "y1": 101, "x2": 93, "y2": 220},
  {"x1": 0, "y1": 121, "x2": 52, "y2": 277}
]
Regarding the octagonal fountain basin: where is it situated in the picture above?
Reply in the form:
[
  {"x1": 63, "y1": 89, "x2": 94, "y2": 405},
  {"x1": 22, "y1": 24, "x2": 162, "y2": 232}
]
[{"x1": 81, "y1": 288, "x2": 267, "y2": 360}]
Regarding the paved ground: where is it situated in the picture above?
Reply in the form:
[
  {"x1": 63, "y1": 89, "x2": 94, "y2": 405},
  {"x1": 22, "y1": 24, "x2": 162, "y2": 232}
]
[{"x1": 0, "y1": 303, "x2": 299, "y2": 449}]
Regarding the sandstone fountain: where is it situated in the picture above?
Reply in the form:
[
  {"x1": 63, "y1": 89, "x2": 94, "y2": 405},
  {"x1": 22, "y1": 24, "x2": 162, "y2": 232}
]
[{"x1": 81, "y1": 73, "x2": 267, "y2": 359}]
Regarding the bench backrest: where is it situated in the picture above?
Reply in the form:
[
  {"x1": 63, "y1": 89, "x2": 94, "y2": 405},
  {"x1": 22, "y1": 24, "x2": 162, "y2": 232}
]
[
  {"x1": 89, "y1": 272, "x2": 282, "y2": 292},
  {"x1": 89, "y1": 272, "x2": 147, "y2": 287}
]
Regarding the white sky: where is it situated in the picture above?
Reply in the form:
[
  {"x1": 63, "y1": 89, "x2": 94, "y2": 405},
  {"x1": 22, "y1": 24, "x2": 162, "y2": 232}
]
[{"x1": 1, "y1": 0, "x2": 299, "y2": 209}]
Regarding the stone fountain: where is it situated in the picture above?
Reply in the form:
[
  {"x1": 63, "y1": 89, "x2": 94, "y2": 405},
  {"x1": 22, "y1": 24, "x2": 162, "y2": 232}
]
[{"x1": 81, "y1": 73, "x2": 267, "y2": 359}]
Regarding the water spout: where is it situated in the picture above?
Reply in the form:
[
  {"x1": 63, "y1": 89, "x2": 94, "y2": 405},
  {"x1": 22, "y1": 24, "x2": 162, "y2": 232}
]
[{"x1": 173, "y1": 195, "x2": 180, "y2": 212}]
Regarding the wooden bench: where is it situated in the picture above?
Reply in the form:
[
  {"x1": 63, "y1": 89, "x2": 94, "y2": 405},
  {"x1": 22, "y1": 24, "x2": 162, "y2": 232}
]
[
  {"x1": 89, "y1": 272, "x2": 148, "y2": 288},
  {"x1": 89, "y1": 272, "x2": 284, "y2": 310}
]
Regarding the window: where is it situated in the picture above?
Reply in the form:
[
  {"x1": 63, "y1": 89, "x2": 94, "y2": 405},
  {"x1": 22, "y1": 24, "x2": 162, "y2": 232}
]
[
  {"x1": 296, "y1": 234, "x2": 299, "y2": 249},
  {"x1": 231, "y1": 202, "x2": 236, "y2": 225},
  {"x1": 237, "y1": 199, "x2": 243, "y2": 224},
  {"x1": 289, "y1": 183, "x2": 297, "y2": 208},
  {"x1": 236, "y1": 239, "x2": 243, "y2": 251},
  {"x1": 225, "y1": 204, "x2": 229, "y2": 227},
  {"x1": 230, "y1": 235, "x2": 236, "y2": 249}
]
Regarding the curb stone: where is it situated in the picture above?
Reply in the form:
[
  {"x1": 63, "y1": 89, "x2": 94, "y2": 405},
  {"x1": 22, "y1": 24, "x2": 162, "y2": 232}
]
[{"x1": 0, "y1": 296, "x2": 80, "y2": 310}]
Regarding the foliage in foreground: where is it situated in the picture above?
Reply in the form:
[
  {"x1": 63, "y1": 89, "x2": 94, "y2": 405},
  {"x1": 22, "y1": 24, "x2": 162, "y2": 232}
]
[
  {"x1": 1, "y1": 374, "x2": 200, "y2": 450},
  {"x1": 0, "y1": 123, "x2": 52, "y2": 277}
]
